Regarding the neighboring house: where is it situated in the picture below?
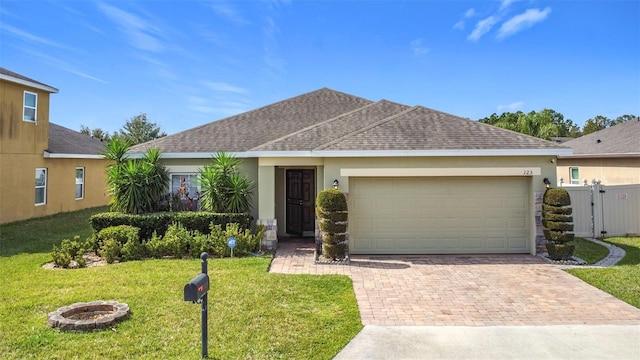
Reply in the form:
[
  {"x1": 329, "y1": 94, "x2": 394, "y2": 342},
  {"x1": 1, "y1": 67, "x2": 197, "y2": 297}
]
[
  {"x1": 557, "y1": 119, "x2": 640, "y2": 186},
  {"x1": 0, "y1": 67, "x2": 109, "y2": 224},
  {"x1": 131, "y1": 88, "x2": 571, "y2": 255}
]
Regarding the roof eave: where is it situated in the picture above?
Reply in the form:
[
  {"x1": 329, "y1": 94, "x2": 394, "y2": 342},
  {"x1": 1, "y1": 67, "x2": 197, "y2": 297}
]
[
  {"x1": 44, "y1": 152, "x2": 104, "y2": 159},
  {"x1": 0, "y1": 73, "x2": 59, "y2": 93},
  {"x1": 558, "y1": 153, "x2": 640, "y2": 159},
  {"x1": 138, "y1": 148, "x2": 572, "y2": 159}
]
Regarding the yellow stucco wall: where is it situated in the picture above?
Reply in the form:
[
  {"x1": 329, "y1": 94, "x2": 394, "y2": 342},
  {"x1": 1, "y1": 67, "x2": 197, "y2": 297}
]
[
  {"x1": 0, "y1": 155, "x2": 110, "y2": 224},
  {"x1": 0, "y1": 78, "x2": 110, "y2": 224},
  {"x1": 0, "y1": 80, "x2": 50, "y2": 155},
  {"x1": 557, "y1": 158, "x2": 640, "y2": 185}
]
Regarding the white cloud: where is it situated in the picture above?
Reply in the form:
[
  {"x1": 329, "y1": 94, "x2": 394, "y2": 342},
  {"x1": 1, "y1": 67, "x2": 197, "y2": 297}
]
[
  {"x1": 1, "y1": 24, "x2": 71, "y2": 50},
  {"x1": 208, "y1": 0, "x2": 249, "y2": 25},
  {"x1": 97, "y1": 2, "x2": 164, "y2": 52},
  {"x1": 203, "y1": 81, "x2": 247, "y2": 94},
  {"x1": 499, "y1": 0, "x2": 516, "y2": 11},
  {"x1": 467, "y1": 16, "x2": 498, "y2": 41},
  {"x1": 454, "y1": 8, "x2": 476, "y2": 30},
  {"x1": 410, "y1": 39, "x2": 429, "y2": 56},
  {"x1": 497, "y1": 101, "x2": 524, "y2": 112},
  {"x1": 497, "y1": 7, "x2": 551, "y2": 40},
  {"x1": 19, "y1": 48, "x2": 107, "y2": 83}
]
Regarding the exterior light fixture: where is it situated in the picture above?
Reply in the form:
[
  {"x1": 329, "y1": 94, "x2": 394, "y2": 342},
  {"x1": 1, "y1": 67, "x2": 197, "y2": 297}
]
[
  {"x1": 332, "y1": 179, "x2": 339, "y2": 190},
  {"x1": 543, "y1": 178, "x2": 551, "y2": 188}
]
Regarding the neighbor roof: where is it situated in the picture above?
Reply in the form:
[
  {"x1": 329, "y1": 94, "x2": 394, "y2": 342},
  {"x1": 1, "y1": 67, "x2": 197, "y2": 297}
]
[
  {"x1": 131, "y1": 88, "x2": 570, "y2": 158},
  {"x1": 45, "y1": 123, "x2": 106, "y2": 158},
  {"x1": 559, "y1": 119, "x2": 640, "y2": 158},
  {"x1": 0, "y1": 67, "x2": 59, "y2": 93}
]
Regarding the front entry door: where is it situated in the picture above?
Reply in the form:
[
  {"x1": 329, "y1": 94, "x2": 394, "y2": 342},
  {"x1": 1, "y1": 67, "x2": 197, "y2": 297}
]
[{"x1": 286, "y1": 169, "x2": 315, "y2": 236}]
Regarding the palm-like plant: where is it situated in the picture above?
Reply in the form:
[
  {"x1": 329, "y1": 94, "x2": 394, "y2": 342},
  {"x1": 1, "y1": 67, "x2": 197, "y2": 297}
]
[
  {"x1": 198, "y1": 152, "x2": 255, "y2": 213},
  {"x1": 103, "y1": 138, "x2": 169, "y2": 214}
]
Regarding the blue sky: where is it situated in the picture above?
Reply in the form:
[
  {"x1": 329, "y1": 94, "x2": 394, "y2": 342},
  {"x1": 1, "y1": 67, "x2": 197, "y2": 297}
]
[{"x1": 1, "y1": 0, "x2": 638, "y2": 135}]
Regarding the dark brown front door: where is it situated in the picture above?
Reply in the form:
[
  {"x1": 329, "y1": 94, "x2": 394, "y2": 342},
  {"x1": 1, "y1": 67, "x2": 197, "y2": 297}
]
[{"x1": 286, "y1": 169, "x2": 315, "y2": 236}]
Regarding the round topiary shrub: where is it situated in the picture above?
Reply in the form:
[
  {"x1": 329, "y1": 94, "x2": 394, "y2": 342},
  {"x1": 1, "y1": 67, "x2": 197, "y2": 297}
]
[
  {"x1": 542, "y1": 187, "x2": 575, "y2": 260},
  {"x1": 316, "y1": 189, "x2": 348, "y2": 260}
]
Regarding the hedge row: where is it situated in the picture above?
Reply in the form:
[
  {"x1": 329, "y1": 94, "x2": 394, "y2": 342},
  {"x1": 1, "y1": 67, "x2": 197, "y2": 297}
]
[{"x1": 90, "y1": 211, "x2": 252, "y2": 240}]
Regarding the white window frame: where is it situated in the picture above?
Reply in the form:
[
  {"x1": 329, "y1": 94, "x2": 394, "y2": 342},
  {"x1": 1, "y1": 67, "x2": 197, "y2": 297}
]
[
  {"x1": 24, "y1": 91, "x2": 37, "y2": 122},
  {"x1": 35, "y1": 168, "x2": 47, "y2": 205},
  {"x1": 170, "y1": 173, "x2": 200, "y2": 198},
  {"x1": 75, "y1": 167, "x2": 85, "y2": 200},
  {"x1": 569, "y1": 167, "x2": 579, "y2": 185}
]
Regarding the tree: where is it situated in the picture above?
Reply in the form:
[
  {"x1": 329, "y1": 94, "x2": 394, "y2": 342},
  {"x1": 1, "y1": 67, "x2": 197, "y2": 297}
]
[
  {"x1": 479, "y1": 109, "x2": 580, "y2": 140},
  {"x1": 103, "y1": 137, "x2": 169, "y2": 214},
  {"x1": 198, "y1": 152, "x2": 255, "y2": 213},
  {"x1": 118, "y1": 113, "x2": 167, "y2": 145},
  {"x1": 80, "y1": 125, "x2": 113, "y2": 141},
  {"x1": 581, "y1": 115, "x2": 611, "y2": 136}
]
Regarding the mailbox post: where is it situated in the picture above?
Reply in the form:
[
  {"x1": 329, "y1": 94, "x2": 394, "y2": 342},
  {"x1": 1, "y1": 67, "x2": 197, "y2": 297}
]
[{"x1": 184, "y1": 252, "x2": 210, "y2": 358}]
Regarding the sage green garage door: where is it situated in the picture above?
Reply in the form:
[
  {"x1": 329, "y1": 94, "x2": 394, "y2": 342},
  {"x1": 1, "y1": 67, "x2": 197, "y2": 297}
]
[{"x1": 349, "y1": 177, "x2": 530, "y2": 254}]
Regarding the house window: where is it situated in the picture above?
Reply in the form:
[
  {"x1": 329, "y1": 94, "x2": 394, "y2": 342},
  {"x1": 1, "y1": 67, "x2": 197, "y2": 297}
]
[
  {"x1": 171, "y1": 174, "x2": 199, "y2": 199},
  {"x1": 24, "y1": 91, "x2": 37, "y2": 122},
  {"x1": 170, "y1": 174, "x2": 200, "y2": 210},
  {"x1": 75, "y1": 167, "x2": 85, "y2": 200},
  {"x1": 35, "y1": 168, "x2": 47, "y2": 205},
  {"x1": 570, "y1": 167, "x2": 579, "y2": 185}
]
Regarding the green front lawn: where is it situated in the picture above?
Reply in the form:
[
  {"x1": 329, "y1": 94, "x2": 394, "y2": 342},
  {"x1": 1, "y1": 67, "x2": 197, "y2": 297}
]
[
  {"x1": 573, "y1": 237, "x2": 610, "y2": 264},
  {"x1": 567, "y1": 237, "x2": 640, "y2": 308},
  {"x1": 0, "y1": 209, "x2": 362, "y2": 359}
]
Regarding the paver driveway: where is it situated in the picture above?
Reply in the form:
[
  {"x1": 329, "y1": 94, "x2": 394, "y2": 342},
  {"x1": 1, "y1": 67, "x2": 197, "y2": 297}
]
[{"x1": 269, "y1": 238, "x2": 640, "y2": 326}]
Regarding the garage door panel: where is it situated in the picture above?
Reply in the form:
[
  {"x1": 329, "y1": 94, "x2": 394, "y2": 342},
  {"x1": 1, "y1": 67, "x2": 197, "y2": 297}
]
[{"x1": 349, "y1": 177, "x2": 530, "y2": 254}]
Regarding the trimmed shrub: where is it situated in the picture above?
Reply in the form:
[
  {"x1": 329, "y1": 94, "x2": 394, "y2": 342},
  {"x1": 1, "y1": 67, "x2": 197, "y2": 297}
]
[
  {"x1": 316, "y1": 189, "x2": 348, "y2": 260},
  {"x1": 90, "y1": 211, "x2": 252, "y2": 240},
  {"x1": 542, "y1": 187, "x2": 575, "y2": 260},
  {"x1": 99, "y1": 238, "x2": 121, "y2": 264},
  {"x1": 51, "y1": 237, "x2": 87, "y2": 268},
  {"x1": 121, "y1": 237, "x2": 147, "y2": 261},
  {"x1": 543, "y1": 188, "x2": 571, "y2": 207},
  {"x1": 162, "y1": 223, "x2": 192, "y2": 258},
  {"x1": 542, "y1": 205, "x2": 573, "y2": 215},
  {"x1": 208, "y1": 223, "x2": 264, "y2": 258}
]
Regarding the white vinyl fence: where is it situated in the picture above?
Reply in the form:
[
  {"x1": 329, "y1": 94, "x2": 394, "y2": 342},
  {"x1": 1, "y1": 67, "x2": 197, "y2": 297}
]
[{"x1": 564, "y1": 183, "x2": 640, "y2": 238}]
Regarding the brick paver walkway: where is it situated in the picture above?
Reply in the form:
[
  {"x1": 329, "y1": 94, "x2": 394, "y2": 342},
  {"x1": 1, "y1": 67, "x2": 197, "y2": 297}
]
[{"x1": 269, "y1": 238, "x2": 640, "y2": 326}]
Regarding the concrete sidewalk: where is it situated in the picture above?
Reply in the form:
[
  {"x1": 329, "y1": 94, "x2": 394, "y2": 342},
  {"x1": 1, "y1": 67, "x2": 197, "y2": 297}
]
[{"x1": 333, "y1": 325, "x2": 640, "y2": 360}]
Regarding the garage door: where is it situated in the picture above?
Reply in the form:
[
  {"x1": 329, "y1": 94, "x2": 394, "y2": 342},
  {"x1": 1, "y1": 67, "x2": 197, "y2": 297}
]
[{"x1": 349, "y1": 177, "x2": 529, "y2": 254}]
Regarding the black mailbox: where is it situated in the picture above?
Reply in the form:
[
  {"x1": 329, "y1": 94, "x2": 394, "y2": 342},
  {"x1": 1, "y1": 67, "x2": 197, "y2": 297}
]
[{"x1": 184, "y1": 273, "x2": 209, "y2": 302}]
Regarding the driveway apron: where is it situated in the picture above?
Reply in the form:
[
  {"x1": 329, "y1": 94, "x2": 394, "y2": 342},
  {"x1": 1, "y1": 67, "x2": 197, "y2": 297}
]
[{"x1": 269, "y1": 238, "x2": 640, "y2": 326}]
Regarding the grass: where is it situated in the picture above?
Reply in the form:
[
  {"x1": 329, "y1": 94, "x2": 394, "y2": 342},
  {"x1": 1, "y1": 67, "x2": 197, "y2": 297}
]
[
  {"x1": 573, "y1": 237, "x2": 610, "y2": 264},
  {"x1": 567, "y1": 237, "x2": 640, "y2": 308},
  {"x1": 0, "y1": 209, "x2": 362, "y2": 359},
  {"x1": 0, "y1": 206, "x2": 109, "y2": 255}
]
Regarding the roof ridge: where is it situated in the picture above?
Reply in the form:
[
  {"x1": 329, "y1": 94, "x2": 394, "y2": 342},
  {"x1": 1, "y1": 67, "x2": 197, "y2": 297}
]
[
  {"x1": 140, "y1": 88, "x2": 372, "y2": 142},
  {"x1": 314, "y1": 105, "x2": 421, "y2": 150},
  {"x1": 249, "y1": 100, "x2": 381, "y2": 151}
]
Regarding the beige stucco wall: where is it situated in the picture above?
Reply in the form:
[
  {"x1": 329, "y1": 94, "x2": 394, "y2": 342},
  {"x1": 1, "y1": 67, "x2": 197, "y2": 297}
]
[
  {"x1": 323, "y1": 156, "x2": 556, "y2": 195},
  {"x1": 557, "y1": 158, "x2": 640, "y2": 186},
  {"x1": 0, "y1": 155, "x2": 109, "y2": 224}
]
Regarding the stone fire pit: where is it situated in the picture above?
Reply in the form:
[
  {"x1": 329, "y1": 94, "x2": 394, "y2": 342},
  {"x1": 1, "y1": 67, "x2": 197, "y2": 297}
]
[{"x1": 48, "y1": 301, "x2": 130, "y2": 331}]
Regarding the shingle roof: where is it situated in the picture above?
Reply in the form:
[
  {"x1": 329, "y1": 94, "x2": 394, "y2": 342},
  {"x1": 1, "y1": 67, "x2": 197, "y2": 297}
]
[
  {"x1": 131, "y1": 88, "x2": 568, "y2": 155},
  {"x1": 560, "y1": 119, "x2": 640, "y2": 158},
  {"x1": 131, "y1": 88, "x2": 372, "y2": 153},
  {"x1": 0, "y1": 67, "x2": 59, "y2": 93},
  {"x1": 317, "y1": 106, "x2": 563, "y2": 151},
  {"x1": 48, "y1": 123, "x2": 106, "y2": 155}
]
